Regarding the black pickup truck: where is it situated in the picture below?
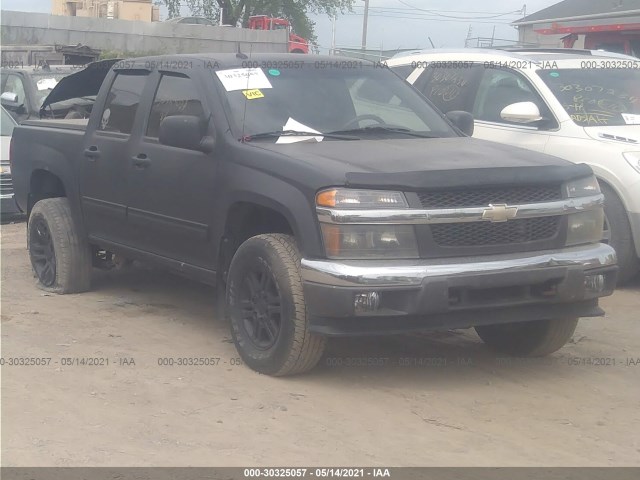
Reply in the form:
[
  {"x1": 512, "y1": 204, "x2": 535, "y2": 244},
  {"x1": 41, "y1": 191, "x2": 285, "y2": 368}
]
[{"x1": 11, "y1": 54, "x2": 618, "y2": 376}]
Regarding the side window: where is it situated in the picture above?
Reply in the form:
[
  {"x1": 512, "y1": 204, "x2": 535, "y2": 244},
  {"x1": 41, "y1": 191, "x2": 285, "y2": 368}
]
[
  {"x1": 416, "y1": 66, "x2": 482, "y2": 113},
  {"x1": 389, "y1": 64, "x2": 414, "y2": 80},
  {"x1": 3, "y1": 74, "x2": 26, "y2": 105},
  {"x1": 98, "y1": 71, "x2": 148, "y2": 134},
  {"x1": 146, "y1": 73, "x2": 205, "y2": 138},
  {"x1": 473, "y1": 68, "x2": 550, "y2": 125}
]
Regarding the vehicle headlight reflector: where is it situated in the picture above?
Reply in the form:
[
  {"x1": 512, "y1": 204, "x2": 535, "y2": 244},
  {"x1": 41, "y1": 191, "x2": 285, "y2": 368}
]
[
  {"x1": 321, "y1": 224, "x2": 419, "y2": 259},
  {"x1": 565, "y1": 175, "x2": 600, "y2": 198},
  {"x1": 623, "y1": 152, "x2": 640, "y2": 174},
  {"x1": 317, "y1": 189, "x2": 408, "y2": 208},
  {"x1": 566, "y1": 209, "x2": 604, "y2": 246}
]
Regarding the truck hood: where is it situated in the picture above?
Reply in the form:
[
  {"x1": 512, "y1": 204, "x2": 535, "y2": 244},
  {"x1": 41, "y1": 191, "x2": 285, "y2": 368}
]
[
  {"x1": 40, "y1": 59, "x2": 120, "y2": 115},
  {"x1": 254, "y1": 137, "x2": 592, "y2": 190},
  {"x1": 584, "y1": 125, "x2": 640, "y2": 147}
]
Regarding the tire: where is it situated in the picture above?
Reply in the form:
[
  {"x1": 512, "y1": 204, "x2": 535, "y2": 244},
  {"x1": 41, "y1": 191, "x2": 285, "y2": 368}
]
[
  {"x1": 226, "y1": 233, "x2": 326, "y2": 376},
  {"x1": 28, "y1": 198, "x2": 92, "y2": 294},
  {"x1": 601, "y1": 183, "x2": 639, "y2": 284},
  {"x1": 475, "y1": 317, "x2": 579, "y2": 357}
]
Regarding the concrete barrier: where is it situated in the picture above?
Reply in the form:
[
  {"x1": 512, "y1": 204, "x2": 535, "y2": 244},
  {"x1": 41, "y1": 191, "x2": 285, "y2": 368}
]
[{"x1": 0, "y1": 10, "x2": 289, "y2": 58}]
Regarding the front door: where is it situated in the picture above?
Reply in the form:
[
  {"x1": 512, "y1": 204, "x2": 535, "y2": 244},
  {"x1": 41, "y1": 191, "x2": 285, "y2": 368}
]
[{"x1": 126, "y1": 71, "x2": 218, "y2": 269}]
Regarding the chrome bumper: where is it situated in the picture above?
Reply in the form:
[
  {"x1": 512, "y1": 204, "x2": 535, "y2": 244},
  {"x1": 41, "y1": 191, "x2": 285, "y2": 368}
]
[{"x1": 301, "y1": 243, "x2": 617, "y2": 287}]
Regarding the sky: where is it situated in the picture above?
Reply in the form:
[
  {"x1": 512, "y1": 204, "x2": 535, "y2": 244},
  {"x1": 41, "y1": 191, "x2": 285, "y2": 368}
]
[{"x1": 1, "y1": 0, "x2": 561, "y2": 52}]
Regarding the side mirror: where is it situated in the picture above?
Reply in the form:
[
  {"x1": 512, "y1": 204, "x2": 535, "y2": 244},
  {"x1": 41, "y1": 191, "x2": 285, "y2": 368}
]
[
  {"x1": 446, "y1": 111, "x2": 474, "y2": 136},
  {"x1": 500, "y1": 102, "x2": 543, "y2": 124},
  {"x1": 1, "y1": 91, "x2": 19, "y2": 107},
  {"x1": 158, "y1": 115, "x2": 214, "y2": 152}
]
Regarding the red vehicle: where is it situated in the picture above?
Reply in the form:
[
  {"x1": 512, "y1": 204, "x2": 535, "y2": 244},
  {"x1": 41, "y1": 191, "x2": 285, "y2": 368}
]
[{"x1": 248, "y1": 15, "x2": 309, "y2": 54}]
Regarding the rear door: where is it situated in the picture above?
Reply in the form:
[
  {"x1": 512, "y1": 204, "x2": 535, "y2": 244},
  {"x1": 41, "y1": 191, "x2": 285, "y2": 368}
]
[
  {"x1": 125, "y1": 69, "x2": 218, "y2": 269},
  {"x1": 80, "y1": 69, "x2": 150, "y2": 245}
]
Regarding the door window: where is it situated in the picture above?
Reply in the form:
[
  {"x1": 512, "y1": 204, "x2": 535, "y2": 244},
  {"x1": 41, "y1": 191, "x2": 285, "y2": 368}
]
[
  {"x1": 146, "y1": 73, "x2": 205, "y2": 138},
  {"x1": 3, "y1": 74, "x2": 26, "y2": 105},
  {"x1": 98, "y1": 71, "x2": 148, "y2": 134},
  {"x1": 473, "y1": 68, "x2": 550, "y2": 126}
]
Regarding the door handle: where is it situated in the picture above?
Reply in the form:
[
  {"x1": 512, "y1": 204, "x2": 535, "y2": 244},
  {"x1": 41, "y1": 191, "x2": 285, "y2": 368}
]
[
  {"x1": 132, "y1": 154, "x2": 151, "y2": 169},
  {"x1": 84, "y1": 146, "x2": 100, "y2": 160}
]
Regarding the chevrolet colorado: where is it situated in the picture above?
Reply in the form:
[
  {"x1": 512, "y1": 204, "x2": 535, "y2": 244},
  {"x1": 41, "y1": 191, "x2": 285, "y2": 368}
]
[{"x1": 10, "y1": 54, "x2": 618, "y2": 375}]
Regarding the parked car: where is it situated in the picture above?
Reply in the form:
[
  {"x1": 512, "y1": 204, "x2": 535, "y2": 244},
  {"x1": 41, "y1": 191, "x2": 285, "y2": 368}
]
[
  {"x1": 164, "y1": 16, "x2": 216, "y2": 26},
  {"x1": 11, "y1": 54, "x2": 617, "y2": 375},
  {"x1": 1, "y1": 65, "x2": 79, "y2": 122},
  {"x1": 1, "y1": 105, "x2": 21, "y2": 218},
  {"x1": 387, "y1": 48, "x2": 640, "y2": 282}
]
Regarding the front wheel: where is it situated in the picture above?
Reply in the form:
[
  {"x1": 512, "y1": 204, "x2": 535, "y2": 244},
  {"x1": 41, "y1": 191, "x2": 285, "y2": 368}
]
[
  {"x1": 475, "y1": 317, "x2": 579, "y2": 357},
  {"x1": 226, "y1": 234, "x2": 326, "y2": 376}
]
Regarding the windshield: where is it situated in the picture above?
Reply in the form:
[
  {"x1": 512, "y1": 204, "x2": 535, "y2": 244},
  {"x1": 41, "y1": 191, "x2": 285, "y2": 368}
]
[
  {"x1": 31, "y1": 73, "x2": 74, "y2": 107},
  {"x1": 1, "y1": 107, "x2": 16, "y2": 136},
  {"x1": 538, "y1": 68, "x2": 640, "y2": 127},
  {"x1": 216, "y1": 64, "x2": 456, "y2": 140}
]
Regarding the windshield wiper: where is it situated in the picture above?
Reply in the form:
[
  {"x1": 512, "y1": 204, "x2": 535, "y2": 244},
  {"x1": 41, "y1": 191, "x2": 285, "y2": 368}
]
[
  {"x1": 243, "y1": 130, "x2": 359, "y2": 142},
  {"x1": 326, "y1": 126, "x2": 441, "y2": 138}
]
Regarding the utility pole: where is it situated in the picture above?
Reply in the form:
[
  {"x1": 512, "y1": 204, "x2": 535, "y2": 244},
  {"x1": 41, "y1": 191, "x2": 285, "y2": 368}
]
[
  {"x1": 361, "y1": 0, "x2": 369, "y2": 51},
  {"x1": 331, "y1": 15, "x2": 337, "y2": 55}
]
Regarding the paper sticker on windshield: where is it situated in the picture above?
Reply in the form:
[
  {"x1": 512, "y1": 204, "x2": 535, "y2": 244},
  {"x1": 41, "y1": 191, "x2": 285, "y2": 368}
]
[
  {"x1": 215, "y1": 68, "x2": 272, "y2": 91},
  {"x1": 622, "y1": 113, "x2": 640, "y2": 125},
  {"x1": 276, "y1": 118, "x2": 323, "y2": 144},
  {"x1": 36, "y1": 78, "x2": 59, "y2": 90},
  {"x1": 242, "y1": 89, "x2": 264, "y2": 99}
]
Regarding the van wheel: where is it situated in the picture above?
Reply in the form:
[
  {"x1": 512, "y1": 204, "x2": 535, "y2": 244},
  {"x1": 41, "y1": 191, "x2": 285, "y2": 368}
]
[
  {"x1": 475, "y1": 317, "x2": 578, "y2": 357},
  {"x1": 227, "y1": 234, "x2": 326, "y2": 376},
  {"x1": 601, "y1": 183, "x2": 639, "y2": 283},
  {"x1": 28, "y1": 198, "x2": 92, "y2": 293}
]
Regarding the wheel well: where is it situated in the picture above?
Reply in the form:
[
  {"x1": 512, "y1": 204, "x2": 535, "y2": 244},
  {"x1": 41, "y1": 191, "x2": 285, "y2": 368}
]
[
  {"x1": 290, "y1": 49, "x2": 305, "y2": 54},
  {"x1": 218, "y1": 202, "x2": 294, "y2": 282},
  {"x1": 28, "y1": 170, "x2": 66, "y2": 216}
]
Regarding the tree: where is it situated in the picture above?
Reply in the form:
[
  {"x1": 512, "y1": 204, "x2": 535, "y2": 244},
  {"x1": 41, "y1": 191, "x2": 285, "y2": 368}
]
[{"x1": 158, "y1": 0, "x2": 353, "y2": 43}]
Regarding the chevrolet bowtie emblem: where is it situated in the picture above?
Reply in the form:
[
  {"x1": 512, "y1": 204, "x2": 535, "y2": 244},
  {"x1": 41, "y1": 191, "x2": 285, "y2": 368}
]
[{"x1": 482, "y1": 204, "x2": 518, "y2": 222}]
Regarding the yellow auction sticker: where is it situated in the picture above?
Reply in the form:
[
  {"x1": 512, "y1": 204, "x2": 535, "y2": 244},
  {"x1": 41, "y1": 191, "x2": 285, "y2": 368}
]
[{"x1": 242, "y1": 89, "x2": 264, "y2": 99}]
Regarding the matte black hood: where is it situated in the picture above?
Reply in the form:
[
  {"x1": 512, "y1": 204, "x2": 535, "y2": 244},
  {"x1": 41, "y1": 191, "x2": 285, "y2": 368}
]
[{"x1": 254, "y1": 137, "x2": 592, "y2": 190}]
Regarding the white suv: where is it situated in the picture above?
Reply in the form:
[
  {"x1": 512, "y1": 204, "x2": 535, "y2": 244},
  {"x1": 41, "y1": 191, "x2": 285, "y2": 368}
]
[{"x1": 387, "y1": 49, "x2": 640, "y2": 282}]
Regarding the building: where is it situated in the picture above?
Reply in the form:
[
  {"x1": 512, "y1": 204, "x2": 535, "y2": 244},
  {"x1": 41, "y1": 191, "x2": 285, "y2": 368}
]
[
  {"x1": 513, "y1": 0, "x2": 640, "y2": 56},
  {"x1": 52, "y1": 0, "x2": 159, "y2": 22}
]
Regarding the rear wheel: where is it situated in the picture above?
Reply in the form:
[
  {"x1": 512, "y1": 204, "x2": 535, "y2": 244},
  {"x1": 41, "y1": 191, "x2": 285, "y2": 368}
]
[
  {"x1": 28, "y1": 198, "x2": 92, "y2": 293},
  {"x1": 601, "y1": 183, "x2": 639, "y2": 284},
  {"x1": 226, "y1": 234, "x2": 326, "y2": 376},
  {"x1": 475, "y1": 317, "x2": 578, "y2": 357}
]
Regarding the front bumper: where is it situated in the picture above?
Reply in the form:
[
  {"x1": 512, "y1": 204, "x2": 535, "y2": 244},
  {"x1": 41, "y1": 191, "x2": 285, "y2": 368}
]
[
  {"x1": 1, "y1": 194, "x2": 22, "y2": 218},
  {"x1": 301, "y1": 243, "x2": 618, "y2": 336}
]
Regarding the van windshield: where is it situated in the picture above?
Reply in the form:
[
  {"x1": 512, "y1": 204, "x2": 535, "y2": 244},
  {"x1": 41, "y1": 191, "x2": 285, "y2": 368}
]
[
  {"x1": 215, "y1": 63, "x2": 456, "y2": 140},
  {"x1": 537, "y1": 68, "x2": 640, "y2": 127}
]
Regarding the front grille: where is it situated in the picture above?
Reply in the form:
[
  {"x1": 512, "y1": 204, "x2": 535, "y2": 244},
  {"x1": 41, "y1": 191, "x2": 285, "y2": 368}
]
[
  {"x1": 418, "y1": 185, "x2": 562, "y2": 209},
  {"x1": 0, "y1": 173, "x2": 13, "y2": 196},
  {"x1": 431, "y1": 216, "x2": 560, "y2": 247}
]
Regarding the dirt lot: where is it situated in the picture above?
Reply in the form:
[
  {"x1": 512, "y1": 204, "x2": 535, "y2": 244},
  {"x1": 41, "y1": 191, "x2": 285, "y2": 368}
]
[{"x1": 1, "y1": 220, "x2": 639, "y2": 466}]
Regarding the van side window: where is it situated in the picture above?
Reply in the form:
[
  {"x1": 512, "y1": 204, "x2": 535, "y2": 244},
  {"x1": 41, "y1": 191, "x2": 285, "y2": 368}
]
[
  {"x1": 146, "y1": 73, "x2": 205, "y2": 138},
  {"x1": 415, "y1": 65, "x2": 483, "y2": 114},
  {"x1": 98, "y1": 71, "x2": 148, "y2": 134},
  {"x1": 473, "y1": 68, "x2": 552, "y2": 126}
]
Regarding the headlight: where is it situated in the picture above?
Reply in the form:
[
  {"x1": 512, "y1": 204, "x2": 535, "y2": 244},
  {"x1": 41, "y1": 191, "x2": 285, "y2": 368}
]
[
  {"x1": 566, "y1": 209, "x2": 604, "y2": 246},
  {"x1": 321, "y1": 224, "x2": 419, "y2": 259},
  {"x1": 623, "y1": 152, "x2": 640, "y2": 174},
  {"x1": 317, "y1": 188, "x2": 408, "y2": 209},
  {"x1": 565, "y1": 175, "x2": 600, "y2": 198}
]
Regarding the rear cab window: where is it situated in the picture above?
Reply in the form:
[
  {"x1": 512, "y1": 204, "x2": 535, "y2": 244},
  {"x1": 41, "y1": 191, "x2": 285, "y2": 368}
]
[
  {"x1": 413, "y1": 63, "x2": 483, "y2": 114},
  {"x1": 98, "y1": 71, "x2": 148, "y2": 135}
]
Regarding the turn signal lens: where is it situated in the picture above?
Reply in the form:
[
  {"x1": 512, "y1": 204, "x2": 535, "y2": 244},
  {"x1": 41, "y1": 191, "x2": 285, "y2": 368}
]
[{"x1": 316, "y1": 189, "x2": 408, "y2": 208}]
